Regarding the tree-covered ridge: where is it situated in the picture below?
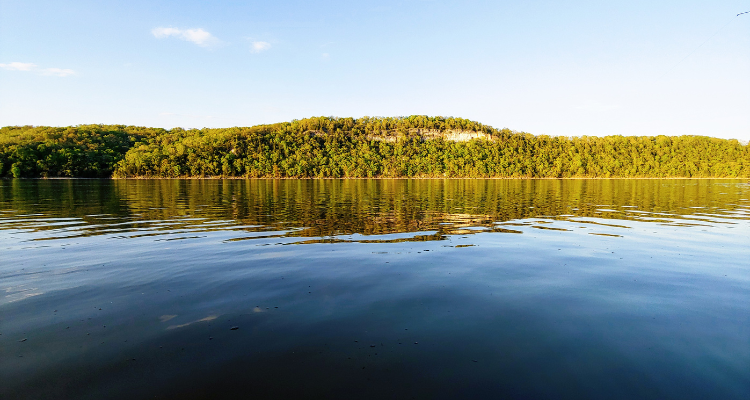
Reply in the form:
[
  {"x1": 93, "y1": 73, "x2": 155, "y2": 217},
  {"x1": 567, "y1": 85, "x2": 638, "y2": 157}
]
[
  {"x1": 1, "y1": 116, "x2": 749, "y2": 178},
  {"x1": 0, "y1": 125, "x2": 155, "y2": 178}
]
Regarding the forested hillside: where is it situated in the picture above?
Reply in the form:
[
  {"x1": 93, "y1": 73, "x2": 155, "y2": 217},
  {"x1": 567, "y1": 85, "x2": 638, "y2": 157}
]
[
  {"x1": 1, "y1": 116, "x2": 749, "y2": 178},
  {"x1": 0, "y1": 125, "x2": 147, "y2": 178}
]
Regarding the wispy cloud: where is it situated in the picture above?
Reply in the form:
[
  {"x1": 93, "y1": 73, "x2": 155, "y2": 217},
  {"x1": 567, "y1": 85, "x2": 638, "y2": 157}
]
[
  {"x1": 41, "y1": 68, "x2": 75, "y2": 77},
  {"x1": 250, "y1": 41, "x2": 271, "y2": 53},
  {"x1": 152, "y1": 27, "x2": 220, "y2": 47},
  {"x1": 0, "y1": 62, "x2": 37, "y2": 71},
  {"x1": 0, "y1": 62, "x2": 75, "y2": 77}
]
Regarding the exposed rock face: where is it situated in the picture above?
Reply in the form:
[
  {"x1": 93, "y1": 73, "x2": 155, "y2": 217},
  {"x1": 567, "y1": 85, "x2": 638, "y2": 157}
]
[
  {"x1": 414, "y1": 129, "x2": 493, "y2": 142},
  {"x1": 306, "y1": 129, "x2": 493, "y2": 142}
]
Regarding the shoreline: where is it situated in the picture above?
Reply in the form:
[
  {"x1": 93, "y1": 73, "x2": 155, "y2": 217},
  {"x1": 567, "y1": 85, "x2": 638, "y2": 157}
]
[{"x1": 3, "y1": 176, "x2": 749, "y2": 181}]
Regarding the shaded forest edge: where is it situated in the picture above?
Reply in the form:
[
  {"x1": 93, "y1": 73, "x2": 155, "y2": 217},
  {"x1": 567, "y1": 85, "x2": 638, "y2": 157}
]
[{"x1": 1, "y1": 116, "x2": 749, "y2": 178}]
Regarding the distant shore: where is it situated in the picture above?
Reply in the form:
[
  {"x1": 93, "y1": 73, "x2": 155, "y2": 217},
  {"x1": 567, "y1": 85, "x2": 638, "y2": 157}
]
[
  {"x1": 3, "y1": 116, "x2": 749, "y2": 179},
  {"x1": 4, "y1": 176, "x2": 748, "y2": 181}
]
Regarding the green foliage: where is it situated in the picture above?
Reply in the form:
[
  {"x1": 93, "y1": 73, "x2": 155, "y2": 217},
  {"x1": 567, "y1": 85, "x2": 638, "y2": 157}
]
[
  {"x1": 2, "y1": 117, "x2": 749, "y2": 178},
  {"x1": 0, "y1": 125, "x2": 145, "y2": 178}
]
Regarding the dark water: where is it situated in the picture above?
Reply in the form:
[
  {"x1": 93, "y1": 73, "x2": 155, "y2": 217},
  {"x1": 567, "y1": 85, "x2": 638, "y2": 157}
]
[{"x1": 1, "y1": 179, "x2": 749, "y2": 399}]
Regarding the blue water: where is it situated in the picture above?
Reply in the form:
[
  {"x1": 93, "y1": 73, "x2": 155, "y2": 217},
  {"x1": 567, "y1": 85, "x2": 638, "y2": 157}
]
[{"x1": 1, "y1": 179, "x2": 749, "y2": 399}]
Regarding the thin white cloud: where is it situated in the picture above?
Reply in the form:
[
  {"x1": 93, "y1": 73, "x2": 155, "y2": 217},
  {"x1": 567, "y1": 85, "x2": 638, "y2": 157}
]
[
  {"x1": 250, "y1": 41, "x2": 271, "y2": 53},
  {"x1": 152, "y1": 27, "x2": 181, "y2": 38},
  {"x1": 152, "y1": 27, "x2": 220, "y2": 47},
  {"x1": 0, "y1": 62, "x2": 37, "y2": 71},
  {"x1": 41, "y1": 68, "x2": 75, "y2": 77},
  {"x1": 0, "y1": 62, "x2": 74, "y2": 77}
]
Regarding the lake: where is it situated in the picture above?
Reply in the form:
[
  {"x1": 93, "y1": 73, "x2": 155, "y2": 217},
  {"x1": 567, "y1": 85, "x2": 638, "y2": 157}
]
[{"x1": 1, "y1": 179, "x2": 749, "y2": 399}]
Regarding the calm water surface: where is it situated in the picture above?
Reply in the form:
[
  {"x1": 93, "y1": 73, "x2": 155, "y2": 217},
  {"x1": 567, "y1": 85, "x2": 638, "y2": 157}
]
[{"x1": 1, "y1": 179, "x2": 749, "y2": 399}]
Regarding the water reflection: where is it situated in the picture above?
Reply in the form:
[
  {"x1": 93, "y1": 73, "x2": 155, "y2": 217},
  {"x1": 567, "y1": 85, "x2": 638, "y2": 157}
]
[
  {"x1": 1, "y1": 179, "x2": 750, "y2": 400},
  {"x1": 1, "y1": 179, "x2": 748, "y2": 243}
]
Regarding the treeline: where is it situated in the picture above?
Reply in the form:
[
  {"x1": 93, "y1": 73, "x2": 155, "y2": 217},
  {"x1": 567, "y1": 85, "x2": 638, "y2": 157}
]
[
  {"x1": 0, "y1": 125, "x2": 156, "y2": 178},
  {"x1": 1, "y1": 116, "x2": 749, "y2": 178}
]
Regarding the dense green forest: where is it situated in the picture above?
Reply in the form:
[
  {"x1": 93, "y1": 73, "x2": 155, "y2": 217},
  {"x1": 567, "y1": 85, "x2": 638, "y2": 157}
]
[{"x1": 1, "y1": 116, "x2": 749, "y2": 178}]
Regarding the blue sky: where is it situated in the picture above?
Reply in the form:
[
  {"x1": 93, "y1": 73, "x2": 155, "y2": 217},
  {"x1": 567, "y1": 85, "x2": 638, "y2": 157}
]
[{"x1": 1, "y1": 0, "x2": 748, "y2": 140}]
